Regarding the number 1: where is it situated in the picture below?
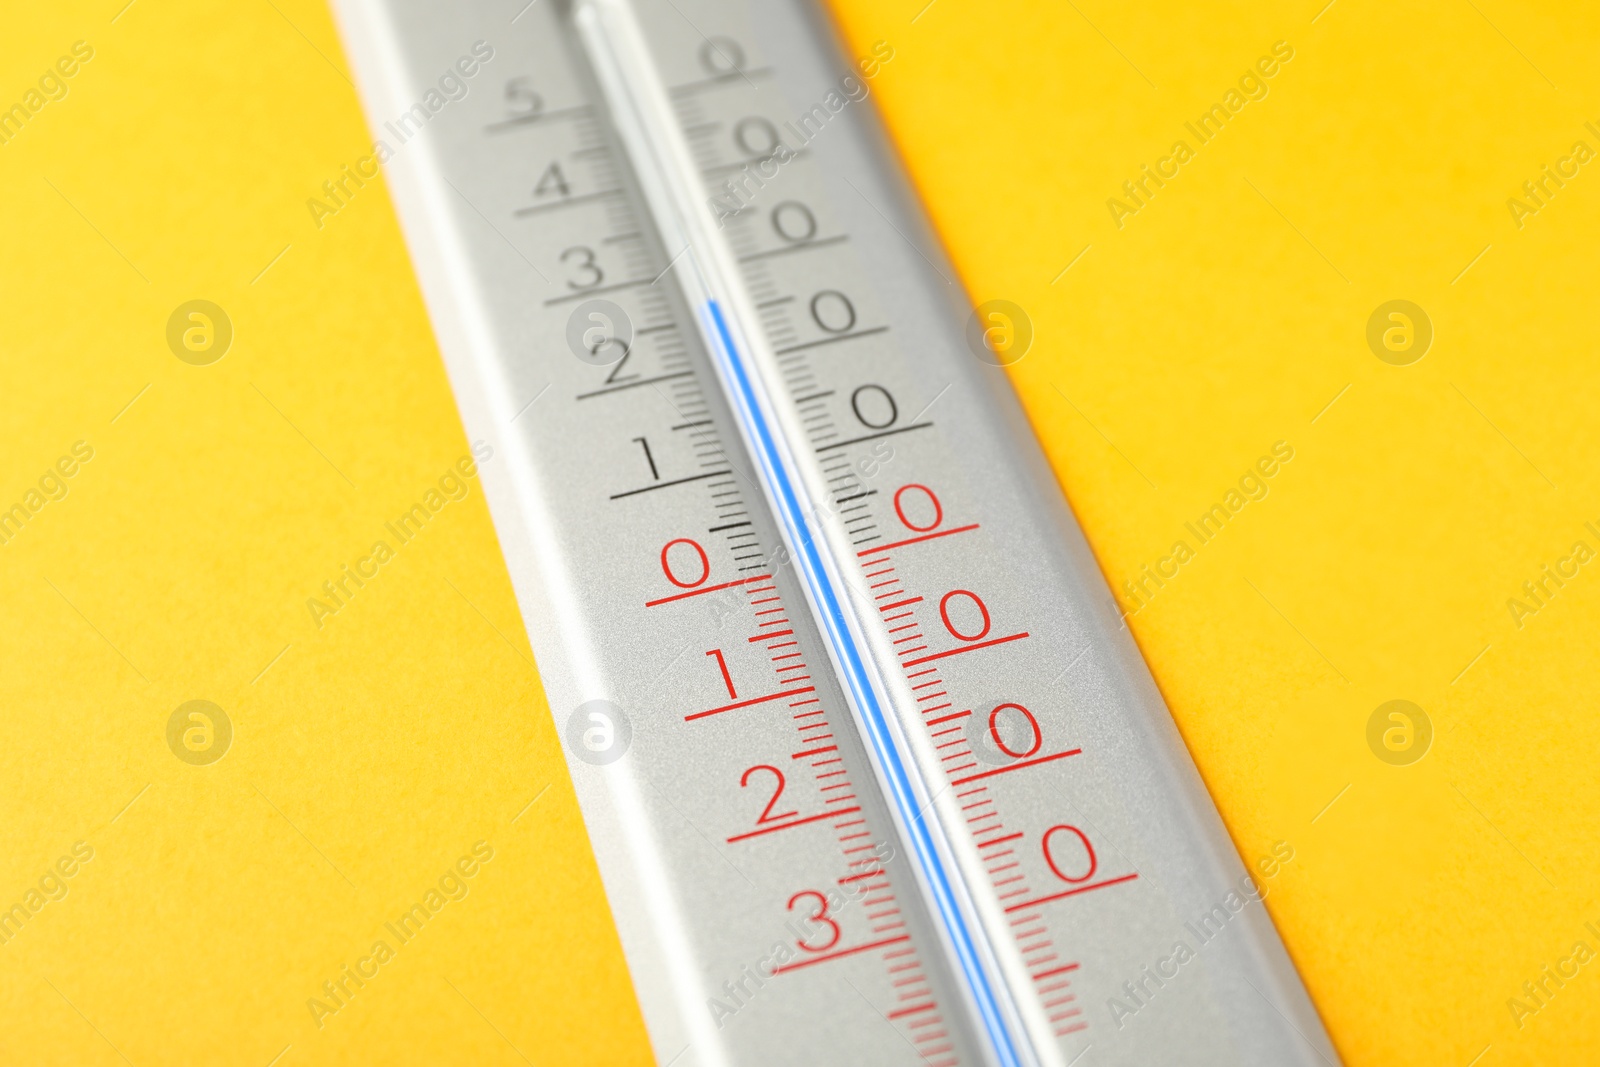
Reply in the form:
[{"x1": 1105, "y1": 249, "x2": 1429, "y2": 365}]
[
  {"x1": 706, "y1": 648, "x2": 737, "y2": 699},
  {"x1": 632, "y1": 436, "x2": 659, "y2": 480}
]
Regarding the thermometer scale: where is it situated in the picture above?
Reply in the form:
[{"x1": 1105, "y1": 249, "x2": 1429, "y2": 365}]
[{"x1": 333, "y1": 1, "x2": 1338, "y2": 1063}]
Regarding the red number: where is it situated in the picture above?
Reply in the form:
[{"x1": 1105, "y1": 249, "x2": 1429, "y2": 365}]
[
  {"x1": 661, "y1": 537, "x2": 710, "y2": 588},
  {"x1": 1043, "y1": 825, "x2": 1097, "y2": 884},
  {"x1": 787, "y1": 890, "x2": 841, "y2": 953},
  {"x1": 706, "y1": 648, "x2": 737, "y2": 699},
  {"x1": 938, "y1": 589, "x2": 992, "y2": 642},
  {"x1": 893, "y1": 483, "x2": 943, "y2": 532},
  {"x1": 741, "y1": 765, "x2": 798, "y2": 824},
  {"x1": 988, "y1": 702, "x2": 1042, "y2": 759}
]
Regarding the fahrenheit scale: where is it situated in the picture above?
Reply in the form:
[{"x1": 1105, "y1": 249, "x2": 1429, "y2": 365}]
[{"x1": 333, "y1": 1, "x2": 1338, "y2": 1064}]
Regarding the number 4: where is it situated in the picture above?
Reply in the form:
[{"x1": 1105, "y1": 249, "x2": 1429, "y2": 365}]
[{"x1": 536, "y1": 162, "x2": 569, "y2": 199}]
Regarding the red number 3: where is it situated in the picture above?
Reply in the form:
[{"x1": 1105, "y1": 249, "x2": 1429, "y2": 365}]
[{"x1": 787, "y1": 890, "x2": 841, "y2": 953}]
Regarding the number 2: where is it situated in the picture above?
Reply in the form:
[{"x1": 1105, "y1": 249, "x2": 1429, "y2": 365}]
[{"x1": 741, "y1": 765, "x2": 798, "y2": 824}]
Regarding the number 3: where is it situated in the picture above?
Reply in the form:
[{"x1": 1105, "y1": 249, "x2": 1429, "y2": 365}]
[
  {"x1": 787, "y1": 890, "x2": 841, "y2": 953},
  {"x1": 561, "y1": 246, "x2": 604, "y2": 290}
]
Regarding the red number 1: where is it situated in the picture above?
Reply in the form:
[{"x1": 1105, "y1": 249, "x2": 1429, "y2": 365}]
[{"x1": 707, "y1": 648, "x2": 737, "y2": 699}]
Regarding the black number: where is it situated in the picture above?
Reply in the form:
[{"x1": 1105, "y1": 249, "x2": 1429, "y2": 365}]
[
  {"x1": 734, "y1": 117, "x2": 781, "y2": 158},
  {"x1": 603, "y1": 341, "x2": 637, "y2": 384},
  {"x1": 561, "y1": 246, "x2": 604, "y2": 290},
  {"x1": 535, "y1": 162, "x2": 570, "y2": 199},
  {"x1": 505, "y1": 77, "x2": 542, "y2": 118},
  {"x1": 809, "y1": 290, "x2": 856, "y2": 334},
  {"x1": 632, "y1": 437, "x2": 660, "y2": 480},
  {"x1": 771, "y1": 201, "x2": 816, "y2": 244},
  {"x1": 698, "y1": 36, "x2": 746, "y2": 76},
  {"x1": 850, "y1": 385, "x2": 898, "y2": 429}
]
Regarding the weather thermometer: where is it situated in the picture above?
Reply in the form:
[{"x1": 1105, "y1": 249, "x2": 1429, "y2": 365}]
[{"x1": 333, "y1": 0, "x2": 1338, "y2": 1064}]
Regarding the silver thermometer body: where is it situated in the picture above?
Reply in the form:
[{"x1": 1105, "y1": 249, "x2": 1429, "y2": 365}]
[{"x1": 334, "y1": 1, "x2": 1338, "y2": 1064}]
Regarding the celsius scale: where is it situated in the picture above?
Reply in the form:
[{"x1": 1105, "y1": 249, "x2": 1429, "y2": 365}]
[{"x1": 333, "y1": 0, "x2": 1338, "y2": 1063}]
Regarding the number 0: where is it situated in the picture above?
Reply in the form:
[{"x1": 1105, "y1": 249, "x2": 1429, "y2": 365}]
[
  {"x1": 988, "y1": 703, "x2": 1042, "y2": 759},
  {"x1": 1042, "y1": 825, "x2": 1097, "y2": 884},
  {"x1": 661, "y1": 538, "x2": 710, "y2": 588}
]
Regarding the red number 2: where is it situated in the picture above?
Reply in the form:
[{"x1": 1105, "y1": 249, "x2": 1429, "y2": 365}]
[{"x1": 741, "y1": 765, "x2": 798, "y2": 824}]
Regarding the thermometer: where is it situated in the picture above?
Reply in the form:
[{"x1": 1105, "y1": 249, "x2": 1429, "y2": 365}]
[{"x1": 333, "y1": 1, "x2": 1338, "y2": 1063}]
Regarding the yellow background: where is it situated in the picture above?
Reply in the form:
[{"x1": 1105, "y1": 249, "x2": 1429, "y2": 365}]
[{"x1": 0, "y1": 1, "x2": 1595, "y2": 1065}]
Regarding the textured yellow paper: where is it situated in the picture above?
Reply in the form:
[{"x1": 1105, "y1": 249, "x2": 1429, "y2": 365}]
[
  {"x1": 0, "y1": 2, "x2": 649, "y2": 1063},
  {"x1": 822, "y1": 1, "x2": 1600, "y2": 1065}
]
